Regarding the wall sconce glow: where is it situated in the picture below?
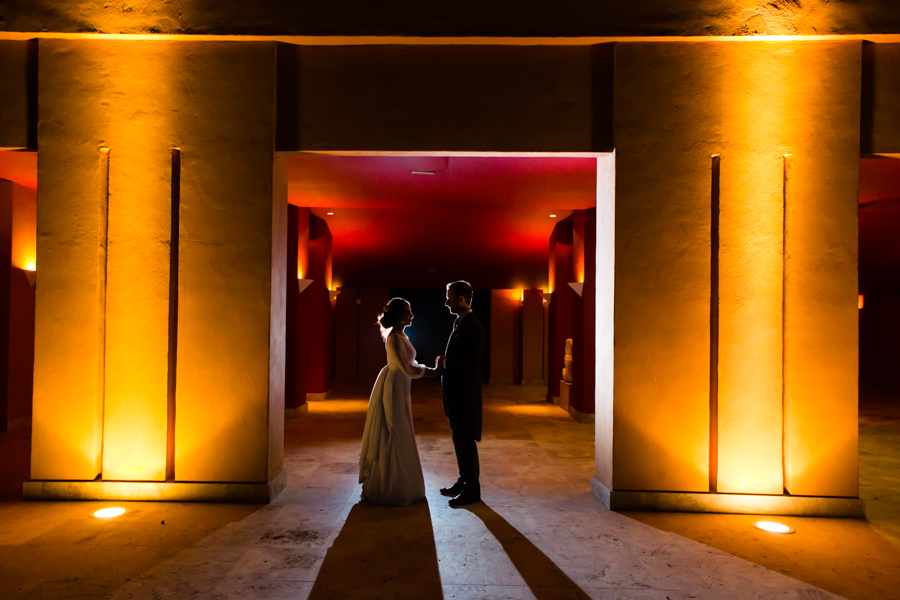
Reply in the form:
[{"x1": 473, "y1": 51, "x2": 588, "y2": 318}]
[
  {"x1": 549, "y1": 214, "x2": 557, "y2": 218},
  {"x1": 753, "y1": 521, "x2": 794, "y2": 534},
  {"x1": 93, "y1": 507, "x2": 126, "y2": 519},
  {"x1": 25, "y1": 260, "x2": 36, "y2": 271},
  {"x1": 859, "y1": 295, "x2": 864, "y2": 309},
  {"x1": 327, "y1": 212, "x2": 334, "y2": 215}
]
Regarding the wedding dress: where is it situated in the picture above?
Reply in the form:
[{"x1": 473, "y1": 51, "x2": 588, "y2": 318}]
[{"x1": 358, "y1": 332, "x2": 427, "y2": 506}]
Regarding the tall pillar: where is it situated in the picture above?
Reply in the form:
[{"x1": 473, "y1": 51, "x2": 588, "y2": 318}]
[
  {"x1": 174, "y1": 42, "x2": 284, "y2": 485},
  {"x1": 571, "y1": 208, "x2": 596, "y2": 419},
  {"x1": 27, "y1": 39, "x2": 285, "y2": 500},
  {"x1": 521, "y1": 289, "x2": 544, "y2": 384},
  {"x1": 547, "y1": 218, "x2": 574, "y2": 401},
  {"x1": 304, "y1": 214, "x2": 333, "y2": 398},
  {"x1": 595, "y1": 41, "x2": 863, "y2": 515}
]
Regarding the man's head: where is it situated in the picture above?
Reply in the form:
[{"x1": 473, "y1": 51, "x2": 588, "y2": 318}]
[{"x1": 445, "y1": 280, "x2": 473, "y2": 315}]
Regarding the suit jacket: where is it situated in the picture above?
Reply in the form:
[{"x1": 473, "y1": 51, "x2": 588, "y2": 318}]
[{"x1": 441, "y1": 312, "x2": 485, "y2": 441}]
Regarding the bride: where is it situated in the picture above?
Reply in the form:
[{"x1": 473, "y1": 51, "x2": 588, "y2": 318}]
[{"x1": 358, "y1": 297, "x2": 435, "y2": 506}]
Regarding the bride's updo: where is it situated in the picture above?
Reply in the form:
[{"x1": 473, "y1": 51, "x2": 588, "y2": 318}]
[{"x1": 377, "y1": 297, "x2": 409, "y2": 340}]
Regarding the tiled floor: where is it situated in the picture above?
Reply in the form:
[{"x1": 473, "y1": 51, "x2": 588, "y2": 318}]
[{"x1": 1, "y1": 381, "x2": 892, "y2": 599}]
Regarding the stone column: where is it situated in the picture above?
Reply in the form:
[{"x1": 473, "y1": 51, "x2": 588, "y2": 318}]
[{"x1": 27, "y1": 39, "x2": 286, "y2": 500}]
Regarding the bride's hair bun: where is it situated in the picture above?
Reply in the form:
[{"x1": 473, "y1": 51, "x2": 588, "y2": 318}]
[{"x1": 377, "y1": 297, "x2": 409, "y2": 333}]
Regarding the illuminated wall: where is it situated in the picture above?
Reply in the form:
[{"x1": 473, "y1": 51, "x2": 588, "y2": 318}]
[{"x1": 0, "y1": 31, "x2": 887, "y2": 502}]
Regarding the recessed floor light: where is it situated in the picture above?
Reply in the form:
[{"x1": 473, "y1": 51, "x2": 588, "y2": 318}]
[
  {"x1": 753, "y1": 520, "x2": 794, "y2": 534},
  {"x1": 93, "y1": 507, "x2": 126, "y2": 519}
]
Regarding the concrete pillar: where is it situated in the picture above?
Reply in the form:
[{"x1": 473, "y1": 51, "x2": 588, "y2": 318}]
[
  {"x1": 521, "y1": 289, "x2": 544, "y2": 384},
  {"x1": 305, "y1": 214, "x2": 333, "y2": 397},
  {"x1": 489, "y1": 290, "x2": 521, "y2": 384},
  {"x1": 572, "y1": 208, "x2": 596, "y2": 419},
  {"x1": 547, "y1": 218, "x2": 574, "y2": 400},
  {"x1": 173, "y1": 42, "x2": 284, "y2": 484},
  {"x1": 333, "y1": 286, "x2": 359, "y2": 382},
  {"x1": 599, "y1": 40, "x2": 862, "y2": 509},
  {"x1": 28, "y1": 39, "x2": 286, "y2": 498},
  {"x1": 32, "y1": 40, "x2": 114, "y2": 479},
  {"x1": 780, "y1": 43, "x2": 861, "y2": 498}
]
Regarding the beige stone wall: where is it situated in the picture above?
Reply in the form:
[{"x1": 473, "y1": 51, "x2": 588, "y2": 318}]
[
  {"x1": 276, "y1": 45, "x2": 599, "y2": 153},
  {"x1": 864, "y1": 43, "x2": 900, "y2": 154},
  {"x1": 1, "y1": 1, "x2": 897, "y2": 37},
  {"x1": 0, "y1": 40, "x2": 32, "y2": 150}
]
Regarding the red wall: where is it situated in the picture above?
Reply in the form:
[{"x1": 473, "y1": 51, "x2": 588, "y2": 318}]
[{"x1": 1, "y1": 180, "x2": 36, "y2": 430}]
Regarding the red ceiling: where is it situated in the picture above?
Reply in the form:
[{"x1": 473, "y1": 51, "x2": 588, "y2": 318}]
[{"x1": 287, "y1": 155, "x2": 598, "y2": 289}]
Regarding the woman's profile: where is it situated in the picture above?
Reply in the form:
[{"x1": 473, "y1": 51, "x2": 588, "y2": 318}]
[{"x1": 358, "y1": 297, "x2": 434, "y2": 506}]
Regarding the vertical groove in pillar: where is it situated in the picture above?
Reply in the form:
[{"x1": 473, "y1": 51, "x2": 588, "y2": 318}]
[
  {"x1": 709, "y1": 154, "x2": 720, "y2": 493},
  {"x1": 782, "y1": 154, "x2": 792, "y2": 493},
  {"x1": 717, "y1": 151, "x2": 784, "y2": 495},
  {"x1": 167, "y1": 149, "x2": 181, "y2": 481},
  {"x1": 99, "y1": 147, "x2": 110, "y2": 466}
]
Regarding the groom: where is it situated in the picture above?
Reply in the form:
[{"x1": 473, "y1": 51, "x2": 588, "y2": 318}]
[{"x1": 434, "y1": 280, "x2": 485, "y2": 507}]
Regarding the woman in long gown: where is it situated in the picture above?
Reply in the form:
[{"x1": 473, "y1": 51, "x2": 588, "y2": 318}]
[{"x1": 358, "y1": 298, "x2": 435, "y2": 506}]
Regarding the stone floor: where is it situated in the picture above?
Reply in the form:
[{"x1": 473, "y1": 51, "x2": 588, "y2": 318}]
[{"x1": 0, "y1": 381, "x2": 897, "y2": 599}]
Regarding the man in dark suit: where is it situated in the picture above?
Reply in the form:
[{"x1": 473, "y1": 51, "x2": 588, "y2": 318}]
[{"x1": 434, "y1": 280, "x2": 484, "y2": 507}]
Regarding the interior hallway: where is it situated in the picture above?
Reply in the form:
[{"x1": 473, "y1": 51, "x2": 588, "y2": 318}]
[{"x1": 1, "y1": 382, "x2": 898, "y2": 600}]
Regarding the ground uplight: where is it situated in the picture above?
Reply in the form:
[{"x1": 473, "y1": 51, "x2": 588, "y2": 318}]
[
  {"x1": 93, "y1": 507, "x2": 126, "y2": 519},
  {"x1": 753, "y1": 520, "x2": 794, "y2": 534}
]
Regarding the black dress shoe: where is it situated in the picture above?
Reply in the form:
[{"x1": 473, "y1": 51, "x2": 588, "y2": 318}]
[
  {"x1": 448, "y1": 489, "x2": 481, "y2": 508},
  {"x1": 440, "y1": 480, "x2": 465, "y2": 497}
]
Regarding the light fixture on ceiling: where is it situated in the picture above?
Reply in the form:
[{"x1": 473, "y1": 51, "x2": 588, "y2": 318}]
[
  {"x1": 93, "y1": 507, "x2": 126, "y2": 519},
  {"x1": 752, "y1": 521, "x2": 794, "y2": 534},
  {"x1": 549, "y1": 214, "x2": 557, "y2": 218},
  {"x1": 327, "y1": 212, "x2": 334, "y2": 215},
  {"x1": 410, "y1": 170, "x2": 436, "y2": 175}
]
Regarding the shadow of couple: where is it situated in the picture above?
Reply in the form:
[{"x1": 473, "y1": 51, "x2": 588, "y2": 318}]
[{"x1": 308, "y1": 499, "x2": 591, "y2": 599}]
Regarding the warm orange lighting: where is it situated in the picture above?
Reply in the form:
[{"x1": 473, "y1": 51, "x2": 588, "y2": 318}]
[
  {"x1": 753, "y1": 521, "x2": 794, "y2": 534},
  {"x1": 25, "y1": 259, "x2": 36, "y2": 271},
  {"x1": 858, "y1": 295, "x2": 864, "y2": 309},
  {"x1": 93, "y1": 507, "x2": 126, "y2": 519}
]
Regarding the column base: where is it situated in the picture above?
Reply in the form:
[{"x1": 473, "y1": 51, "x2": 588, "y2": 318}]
[
  {"x1": 285, "y1": 403, "x2": 309, "y2": 420},
  {"x1": 568, "y1": 406, "x2": 594, "y2": 423},
  {"x1": 560, "y1": 380, "x2": 572, "y2": 411},
  {"x1": 23, "y1": 470, "x2": 287, "y2": 503},
  {"x1": 306, "y1": 390, "x2": 332, "y2": 401},
  {"x1": 591, "y1": 476, "x2": 865, "y2": 518}
]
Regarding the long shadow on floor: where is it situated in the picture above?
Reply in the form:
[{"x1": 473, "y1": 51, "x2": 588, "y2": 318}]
[
  {"x1": 466, "y1": 502, "x2": 592, "y2": 600},
  {"x1": 308, "y1": 499, "x2": 442, "y2": 600}
]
